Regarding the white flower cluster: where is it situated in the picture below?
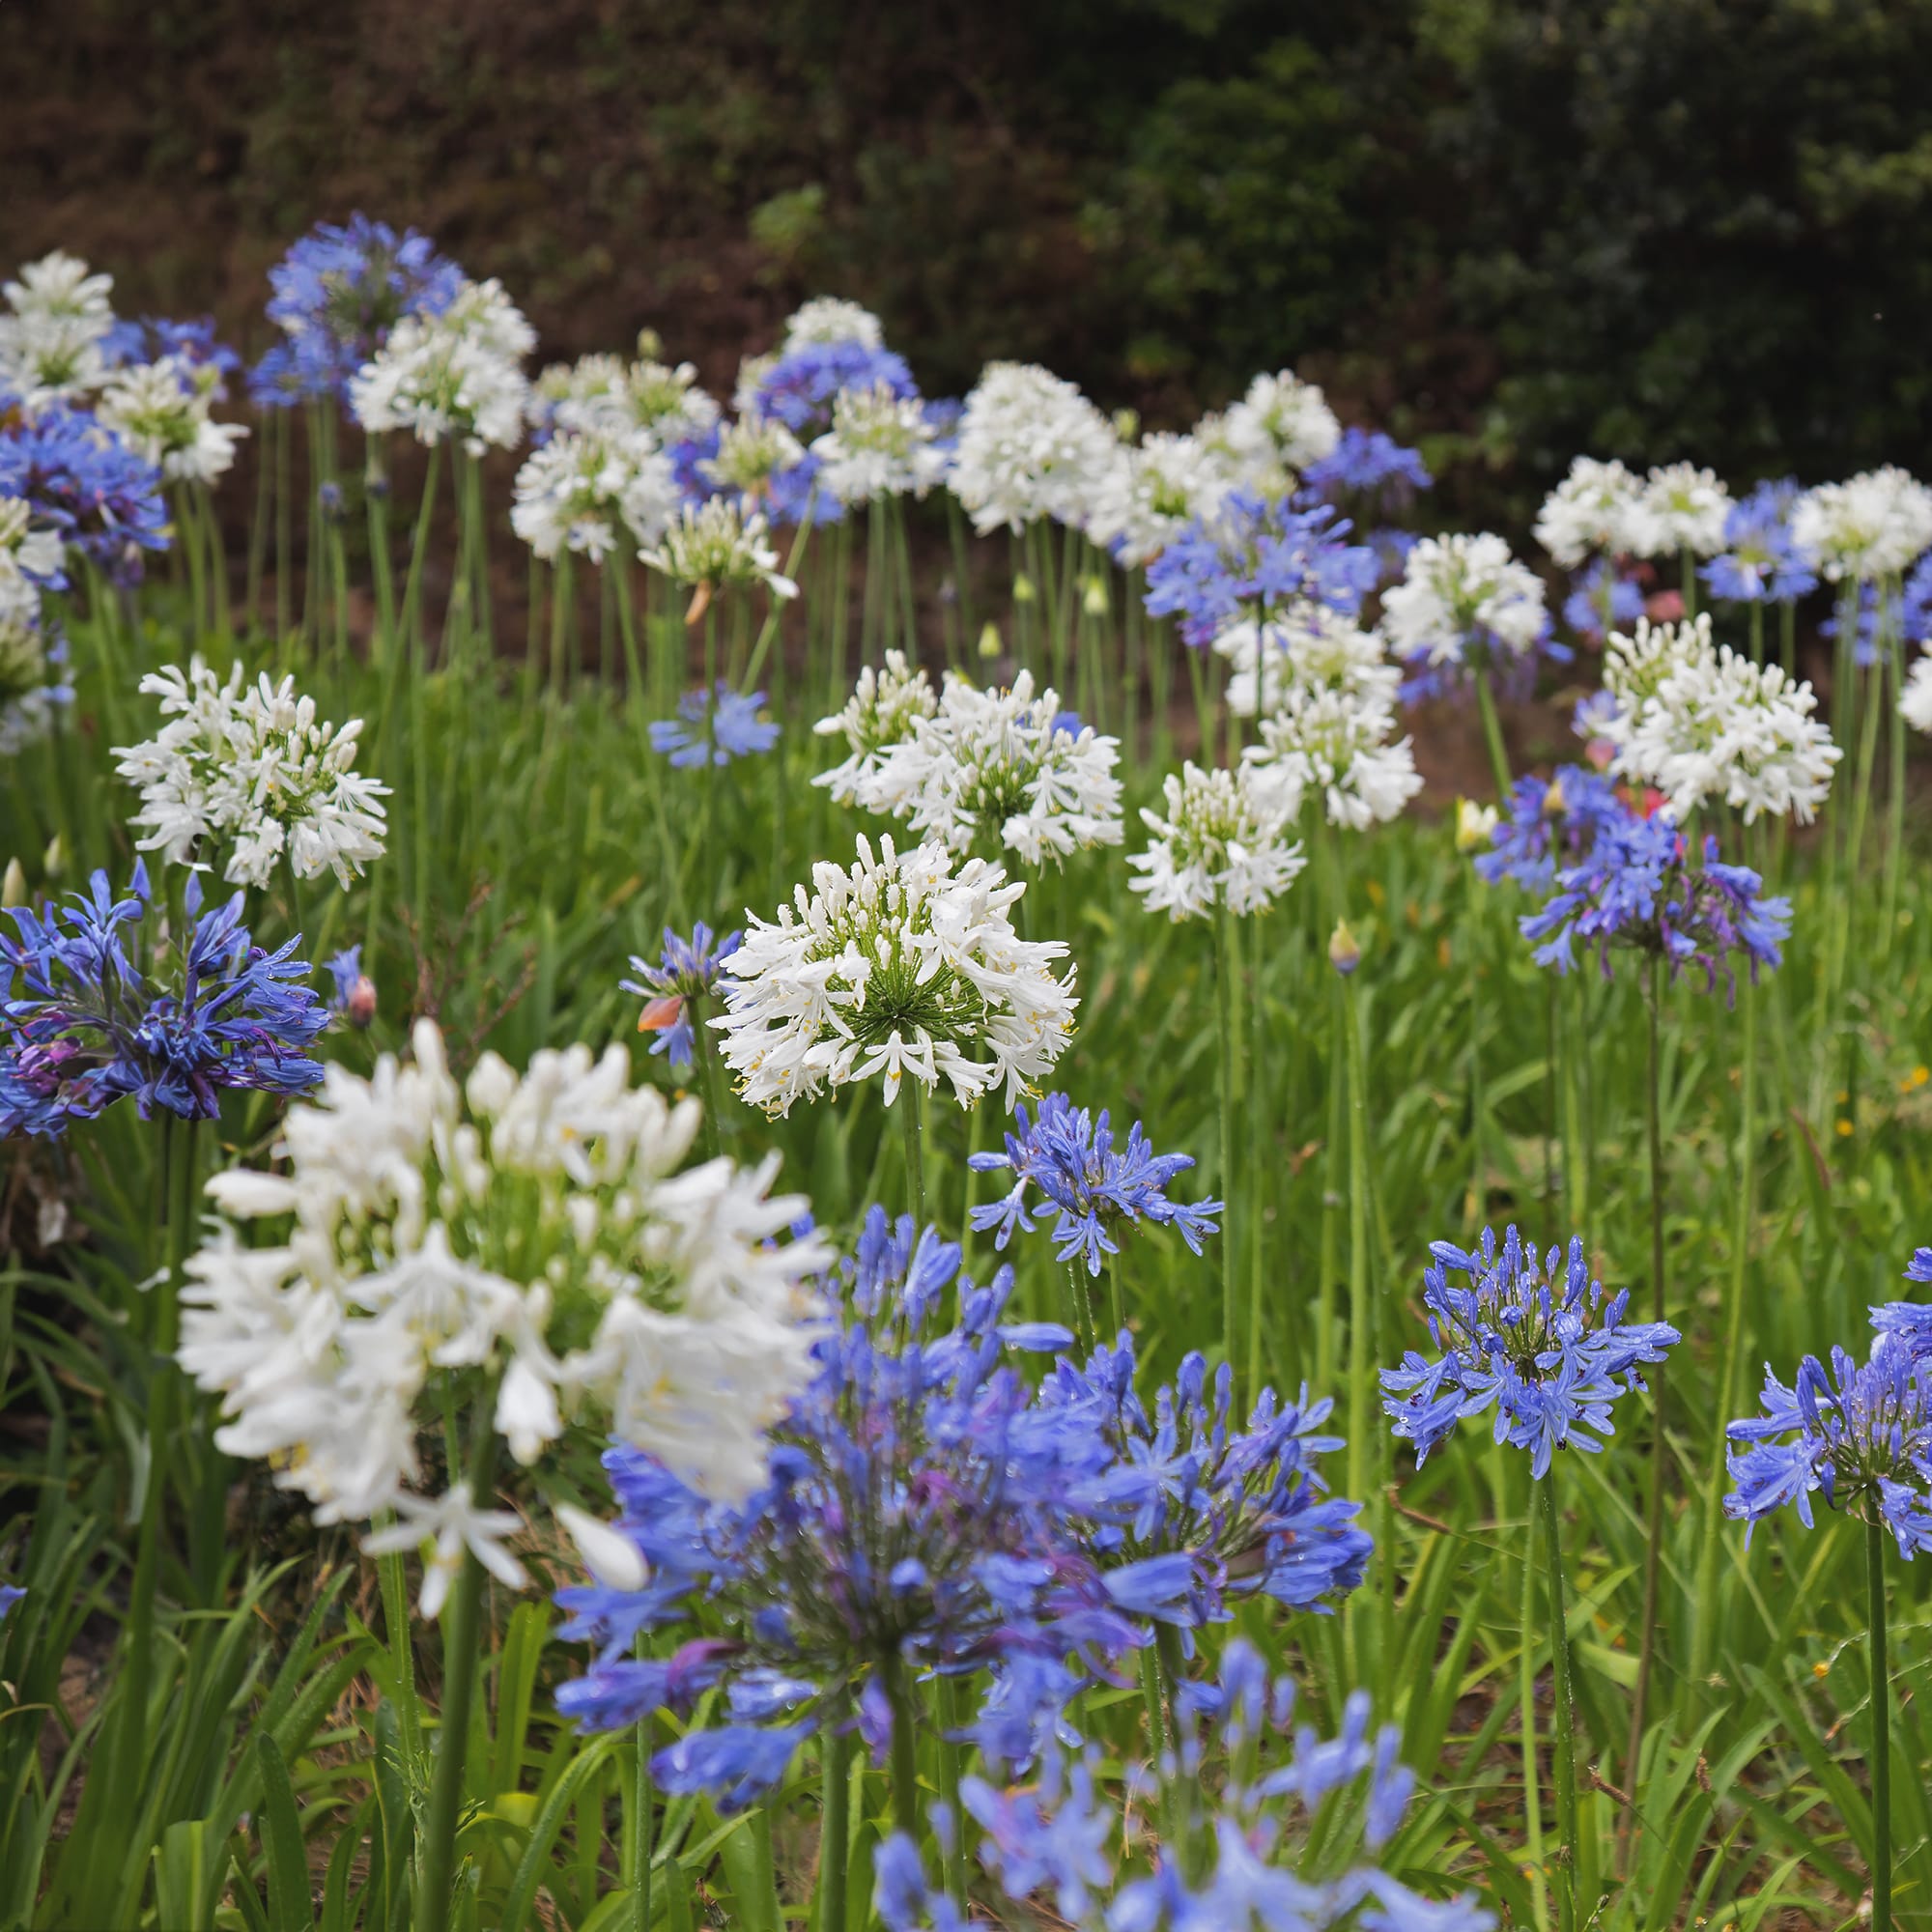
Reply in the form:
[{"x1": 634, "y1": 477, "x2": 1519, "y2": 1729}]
[
  {"x1": 0, "y1": 497, "x2": 65, "y2": 628},
  {"x1": 701, "y1": 414, "x2": 807, "y2": 501},
  {"x1": 1630, "y1": 462, "x2": 1732, "y2": 560},
  {"x1": 352, "y1": 277, "x2": 535, "y2": 455},
  {"x1": 1378, "y1": 532, "x2": 1547, "y2": 668},
  {"x1": 813, "y1": 649, "x2": 941, "y2": 805},
  {"x1": 114, "y1": 658, "x2": 389, "y2": 888},
  {"x1": 1534, "y1": 457, "x2": 1646, "y2": 568},
  {"x1": 1128, "y1": 761, "x2": 1306, "y2": 921},
  {"x1": 178, "y1": 1019, "x2": 829, "y2": 1614},
  {"x1": 510, "y1": 429, "x2": 680, "y2": 563},
  {"x1": 1791, "y1": 467, "x2": 1932, "y2": 583},
  {"x1": 1902, "y1": 648, "x2": 1932, "y2": 735},
  {"x1": 810, "y1": 384, "x2": 948, "y2": 505},
  {"x1": 1231, "y1": 610, "x2": 1421, "y2": 831},
  {"x1": 639, "y1": 497, "x2": 798, "y2": 600},
  {"x1": 950, "y1": 362, "x2": 1118, "y2": 535},
  {"x1": 1217, "y1": 369, "x2": 1341, "y2": 495},
  {"x1": 535, "y1": 346, "x2": 722, "y2": 449},
  {"x1": 0, "y1": 250, "x2": 116, "y2": 408},
  {"x1": 1086, "y1": 431, "x2": 1231, "y2": 567},
  {"x1": 1601, "y1": 614, "x2": 1839, "y2": 822},
  {"x1": 98, "y1": 355, "x2": 248, "y2": 484},
  {"x1": 782, "y1": 296, "x2": 885, "y2": 352},
  {"x1": 715, "y1": 833, "x2": 1077, "y2": 1116},
  {"x1": 827, "y1": 665, "x2": 1122, "y2": 867}
]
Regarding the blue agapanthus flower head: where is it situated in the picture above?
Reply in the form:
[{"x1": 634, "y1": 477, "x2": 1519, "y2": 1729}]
[
  {"x1": 0, "y1": 402, "x2": 170, "y2": 583},
  {"x1": 102, "y1": 317, "x2": 242, "y2": 391},
  {"x1": 1562, "y1": 557, "x2": 1646, "y2": 644},
  {"x1": 1381, "y1": 1225, "x2": 1679, "y2": 1479},
  {"x1": 1299, "y1": 427, "x2": 1432, "y2": 518},
  {"x1": 762, "y1": 445, "x2": 844, "y2": 526},
  {"x1": 1865, "y1": 1245, "x2": 1932, "y2": 1365},
  {"x1": 648, "y1": 681, "x2": 779, "y2": 767},
  {"x1": 620, "y1": 921, "x2": 741, "y2": 1072},
  {"x1": 874, "y1": 1635, "x2": 1493, "y2": 1932},
  {"x1": 1475, "y1": 764, "x2": 1626, "y2": 893},
  {"x1": 554, "y1": 1210, "x2": 1139, "y2": 1810},
  {"x1": 1726, "y1": 1332, "x2": 1932, "y2": 1557},
  {"x1": 1029, "y1": 1333, "x2": 1371, "y2": 1650},
  {"x1": 1144, "y1": 491, "x2": 1378, "y2": 650},
  {"x1": 0, "y1": 865, "x2": 328, "y2": 1135},
  {"x1": 255, "y1": 213, "x2": 465, "y2": 409},
  {"x1": 968, "y1": 1093, "x2": 1221, "y2": 1276},
  {"x1": 753, "y1": 339, "x2": 916, "y2": 439},
  {"x1": 1520, "y1": 808, "x2": 1791, "y2": 999},
  {"x1": 1701, "y1": 478, "x2": 1817, "y2": 607}
]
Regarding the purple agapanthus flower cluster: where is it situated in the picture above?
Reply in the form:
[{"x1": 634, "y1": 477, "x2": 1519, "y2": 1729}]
[
  {"x1": 1144, "y1": 492, "x2": 1378, "y2": 650},
  {"x1": 0, "y1": 863, "x2": 327, "y2": 1136},
  {"x1": 1726, "y1": 1334, "x2": 1932, "y2": 1559},
  {"x1": 1562, "y1": 557, "x2": 1645, "y2": 644},
  {"x1": 648, "y1": 681, "x2": 779, "y2": 766},
  {"x1": 0, "y1": 401, "x2": 169, "y2": 583},
  {"x1": 250, "y1": 213, "x2": 464, "y2": 409},
  {"x1": 1475, "y1": 764, "x2": 1626, "y2": 893},
  {"x1": 753, "y1": 339, "x2": 916, "y2": 439},
  {"x1": 620, "y1": 922, "x2": 740, "y2": 1072},
  {"x1": 1700, "y1": 479, "x2": 1817, "y2": 607},
  {"x1": 1520, "y1": 810, "x2": 1791, "y2": 997},
  {"x1": 1381, "y1": 1226, "x2": 1680, "y2": 1479},
  {"x1": 1300, "y1": 428, "x2": 1432, "y2": 518},
  {"x1": 1032, "y1": 1336, "x2": 1371, "y2": 1647},
  {"x1": 102, "y1": 317, "x2": 242, "y2": 387},
  {"x1": 874, "y1": 1637, "x2": 1492, "y2": 1932},
  {"x1": 968, "y1": 1093, "x2": 1222, "y2": 1276},
  {"x1": 1869, "y1": 1246, "x2": 1932, "y2": 1361},
  {"x1": 554, "y1": 1211, "x2": 1141, "y2": 1811}
]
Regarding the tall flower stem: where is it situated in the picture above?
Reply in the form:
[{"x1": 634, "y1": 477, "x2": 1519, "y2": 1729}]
[
  {"x1": 1518, "y1": 1498, "x2": 1548, "y2": 1932},
  {"x1": 1212, "y1": 908, "x2": 1240, "y2": 1389},
  {"x1": 631, "y1": 1699, "x2": 655, "y2": 1932},
  {"x1": 1473, "y1": 668, "x2": 1512, "y2": 800},
  {"x1": 1538, "y1": 1469, "x2": 1579, "y2": 1932},
  {"x1": 1867, "y1": 1516, "x2": 1892, "y2": 1932},
  {"x1": 691, "y1": 1003, "x2": 729, "y2": 1163},
  {"x1": 1341, "y1": 966, "x2": 1373, "y2": 1584},
  {"x1": 1623, "y1": 956, "x2": 1669, "y2": 1855},
  {"x1": 417, "y1": 1421, "x2": 501, "y2": 1932},
  {"x1": 900, "y1": 1094, "x2": 925, "y2": 1228},
  {"x1": 879, "y1": 1650, "x2": 921, "y2": 1838},
  {"x1": 817, "y1": 1714, "x2": 850, "y2": 1932},
  {"x1": 1465, "y1": 869, "x2": 1488, "y2": 1232},
  {"x1": 1881, "y1": 590, "x2": 1907, "y2": 963}
]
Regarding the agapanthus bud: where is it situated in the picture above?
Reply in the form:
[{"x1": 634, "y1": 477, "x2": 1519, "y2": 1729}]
[
  {"x1": 1454, "y1": 800, "x2": 1497, "y2": 855},
  {"x1": 42, "y1": 833, "x2": 63, "y2": 878},
  {"x1": 1328, "y1": 919, "x2": 1362, "y2": 976},
  {"x1": 977, "y1": 621, "x2": 1003, "y2": 661},
  {"x1": 2, "y1": 858, "x2": 24, "y2": 908}
]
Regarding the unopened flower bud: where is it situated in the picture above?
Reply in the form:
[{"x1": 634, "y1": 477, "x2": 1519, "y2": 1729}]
[
  {"x1": 1328, "y1": 919, "x2": 1362, "y2": 977},
  {"x1": 317, "y1": 480, "x2": 345, "y2": 524},
  {"x1": 1010, "y1": 573, "x2": 1037, "y2": 607},
  {"x1": 1111, "y1": 408, "x2": 1140, "y2": 442},
  {"x1": 345, "y1": 976, "x2": 378, "y2": 1029},
  {"x1": 635, "y1": 327, "x2": 664, "y2": 361},
  {"x1": 977, "y1": 621, "x2": 1003, "y2": 662},
  {"x1": 1081, "y1": 576, "x2": 1108, "y2": 618},
  {"x1": 2, "y1": 859, "x2": 24, "y2": 908},
  {"x1": 42, "y1": 834, "x2": 64, "y2": 880},
  {"x1": 1542, "y1": 775, "x2": 1568, "y2": 818},
  {"x1": 1454, "y1": 800, "x2": 1497, "y2": 855}
]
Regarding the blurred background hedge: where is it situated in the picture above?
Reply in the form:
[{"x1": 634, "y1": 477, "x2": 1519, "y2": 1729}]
[{"x1": 8, "y1": 0, "x2": 1932, "y2": 521}]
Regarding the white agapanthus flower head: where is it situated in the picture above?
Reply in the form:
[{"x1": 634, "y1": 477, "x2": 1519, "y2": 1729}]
[
  {"x1": 0, "y1": 496, "x2": 65, "y2": 626},
  {"x1": 1084, "y1": 431, "x2": 1232, "y2": 567},
  {"x1": 1601, "y1": 613, "x2": 1839, "y2": 823},
  {"x1": 351, "y1": 277, "x2": 534, "y2": 456},
  {"x1": 949, "y1": 361, "x2": 1118, "y2": 535},
  {"x1": 1903, "y1": 648, "x2": 1932, "y2": 735},
  {"x1": 700, "y1": 413, "x2": 806, "y2": 501},
  {"x1": 842, "y1": 668, "x2": 1123, "y2": 867},
  {"x1": 178, "y1": 1017, "x2": 830, "y2": 1613},
  {"x1": 812, "y1": 649, "x2": 941, "y2": 805},
  {"x1": 1629, "y1": 462, "x2": 1732, "y2": 560},
  {"x1": 810, "y1": 383, "x2": 949, "y2": 505},
  {"x1": 538, "y1": 350, "x2": 721, "y2": 450},
  {"x1": 1791, "y1": 468, "x2": 1932, "y2": 584},
  {"x1": 1220, "y1": 369, "x2": 1341, "y2": 494},
  {"x1": 1127, "y1": 761, "x2": 1307, "y2": 921},
  {"x1": 1215, "y1": 606, "x2": 1395, "y2": 721},
  {"x1": 781, "y1": 297, "x2": 885, "y2": 352},
  {"x1": 639, "y1": 497, "x2": 798, "y2": 601},
  {"x1": 510, "y1": 428, "x2": 680, "y2": 563},
  {"x1": 715, "y1": 833, "x2": 1077, "y2": 1116},
  {"x1": 0, "y1": 249, "x2": 116, "y2": 408},
  {"x1": 114, "y1": 657, "x2": 390, "y2": 888},
  {"x1": 1378, "y1": 532, "x2": 1548, "y2": 670},
  {"x1": 96, "y1": 355, "x2": 249, "y2": 483},
  {"x1": 1533, "y1": 456, "x2": 1647, "y2": 568},
  {"x1": 1242, "y1": 684, "x2": 1422, "y2": 833}
]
